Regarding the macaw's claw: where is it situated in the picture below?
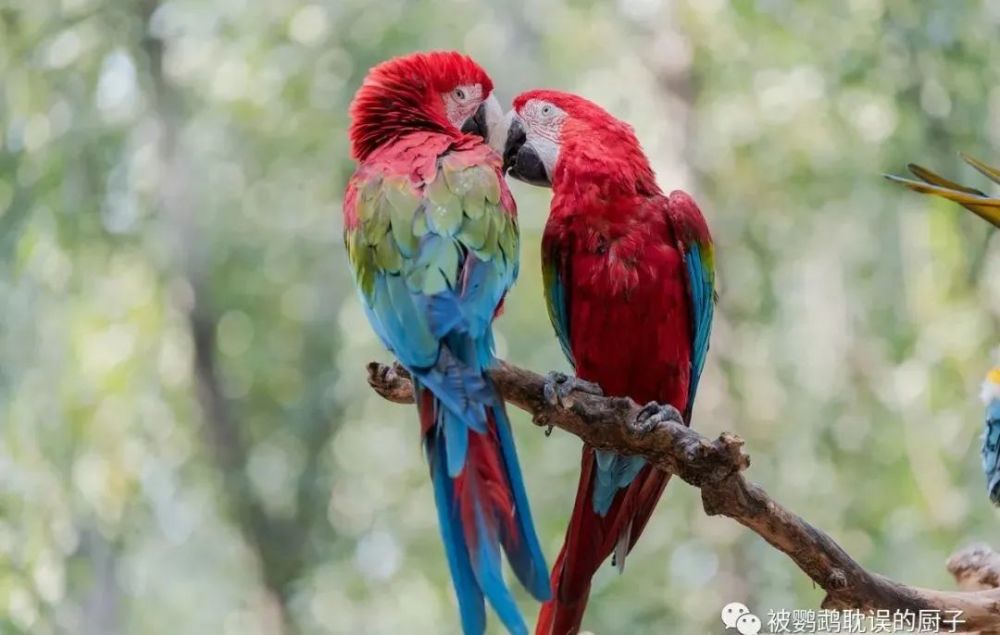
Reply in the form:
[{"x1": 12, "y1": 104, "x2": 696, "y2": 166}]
[
  {"x1": 542, "y1": 371, "x2": 604, "y2": 409},
  {"x1": 630, "y1": 401, "x2": 684, "y2": 435}
]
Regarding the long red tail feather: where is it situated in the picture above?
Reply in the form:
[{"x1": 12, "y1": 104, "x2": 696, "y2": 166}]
[
  {"x1": 535, "y1": 449, "x2": 672, "y2": 635},
  {"x1": 453, "y1": 410, "x2": 519, "y2": 548}
]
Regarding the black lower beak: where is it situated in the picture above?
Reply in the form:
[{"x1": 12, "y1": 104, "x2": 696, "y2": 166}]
[
  {"x1": 460, "y1": 103, "x2": 488, "y2": 140},
  {"x1": 503, "y1": 119, "x2": 550, "y2": 187}
]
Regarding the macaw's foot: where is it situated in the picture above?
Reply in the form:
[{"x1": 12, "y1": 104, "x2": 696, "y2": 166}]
[
  {"x1": 541, "y1": 372, "x2": 603, "y2": 436},
  {"x1": 629, "y1": 401, "x2": 684, "y2": 436},
  {"x1": 543, "y1": 371, "x2": 604, "y2": 409}
]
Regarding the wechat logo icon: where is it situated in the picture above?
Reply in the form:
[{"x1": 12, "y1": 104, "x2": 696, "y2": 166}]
[{"x1": 721, "y1": 602, "x2": 761, "y2": 635}]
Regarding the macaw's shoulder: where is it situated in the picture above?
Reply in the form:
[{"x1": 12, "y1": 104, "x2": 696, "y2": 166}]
[
  {"x1": 359, "y1": 131, "x2": 454, "y2": 182},
  {"x1": 662, "y1": 189, "x2": 711, "y2": 244},
  {"x1": 360, "y1": 132, "x2": 504, "y2": 184},
  {"x1": 658, "y1": 189, "x2": 715, "y2": 297},
  {"x1": 345, "y1": 132, "x2": 511, "y2": 226}
]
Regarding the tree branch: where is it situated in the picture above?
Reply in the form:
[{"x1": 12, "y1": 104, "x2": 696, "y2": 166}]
[
  {"x1": 367, "y1": 360, "x2": 1000, "y2": 632},
  {"x1": 949, "y1": 545, "x2": 1000, "y2": 593}
]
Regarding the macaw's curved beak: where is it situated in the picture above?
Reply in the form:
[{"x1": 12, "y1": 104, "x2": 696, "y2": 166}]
[
  {"x1": 502, "y1": 117, "x2": 550, "y2": 187},
  {"x1": 462, "y1": 94, "x2": 509, "y2": 156},
  {"x1": 461, "y1": 102, "x2": 489, "y2": 140}
]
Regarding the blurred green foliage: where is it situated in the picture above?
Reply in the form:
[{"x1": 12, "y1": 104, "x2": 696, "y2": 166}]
[{"x1": 0, "y1": 0, "x2": 998, "y2": 633}]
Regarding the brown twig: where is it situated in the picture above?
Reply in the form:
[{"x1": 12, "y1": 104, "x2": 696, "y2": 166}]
[
  {"x1": 949, "y1": 545, "x2": 1000, "y2": 592},
  {"x1": 367, "y1": 360, "x2": 1000, "y2": 632}
]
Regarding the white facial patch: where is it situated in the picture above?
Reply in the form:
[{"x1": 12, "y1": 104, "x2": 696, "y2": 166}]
[
  {"x1": 443, "y1": 83, "x2": 483, "y2": 130},
  {"x1": 530, "y1": 135, "x2": 561, "y2": 176},
  {"x1": 520, "y1": 99, "x2": 567, "y2": 176}
]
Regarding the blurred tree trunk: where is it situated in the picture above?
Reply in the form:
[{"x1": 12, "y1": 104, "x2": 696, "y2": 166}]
[
  {"x1": 79, "y1": 530, "x2": 122, "y2": 635},
  {"x1": 135, "y1": 3, "x2": 339, "y2": 633}
]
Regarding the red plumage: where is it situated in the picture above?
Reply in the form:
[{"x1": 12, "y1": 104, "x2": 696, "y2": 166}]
[
  {"x1": 343, "y1": 133, "x2": 498, "y2": 230},
  {"x1": 349, "y1": 51, "x2": 493, "y2": 162},
  {"x1": 455, "y1": 410, "x2": 520, "y2": 549},
  {"x1": 516, "y1": 91, "x2": 712, "y2": 634}
]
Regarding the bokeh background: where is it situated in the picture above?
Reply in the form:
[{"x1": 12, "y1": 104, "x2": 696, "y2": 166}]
[{"x1": 2, "y1": 0, "x2": 1000, "y2": 633}]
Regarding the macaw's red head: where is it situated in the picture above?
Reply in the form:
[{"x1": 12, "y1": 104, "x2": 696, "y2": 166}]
[
  {"x1": 503, "y1": 90, "x2": 657, "y2": 194},
  {"x1": 348, "y1": 51, "x2": 506, "y2": 162}
]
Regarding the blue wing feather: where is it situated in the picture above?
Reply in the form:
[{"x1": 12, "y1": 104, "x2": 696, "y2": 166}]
[
  {"x1": 684, "y1": 242, "x2": 715, "y2": 415},
  {"x1": 983, "y1": 401, "x2": 1000, "y2": 505},
  {"x1": 548, "y1": 272, "x2": 575, "y2": 368}
]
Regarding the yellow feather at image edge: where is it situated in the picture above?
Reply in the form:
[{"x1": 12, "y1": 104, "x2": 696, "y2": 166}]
[{"x1": 983, "y1": 368, "x2": 1000, "y2": 403}]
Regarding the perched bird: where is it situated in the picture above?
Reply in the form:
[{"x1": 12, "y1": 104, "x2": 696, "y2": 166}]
[
  {"x1": 982, "y1": 367, "x2": 1000, "y2": 505},
  {"x1": 503, "y1": 91, "x2": 715, "y2": 634},
  {"x1": 885, "y1": 154, "x2": 1000, "y2": 227},
  {"x1": 343, "y1": 52, "x2": 549, "y2": 634}
]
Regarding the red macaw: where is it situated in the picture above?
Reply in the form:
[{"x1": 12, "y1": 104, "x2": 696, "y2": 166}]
[
  {"x1": 503, "y1": 91, "x2": 716, "y2": 634},
  {"x1": 343, "y1": 52, "x2": 549, "y2": 634}
]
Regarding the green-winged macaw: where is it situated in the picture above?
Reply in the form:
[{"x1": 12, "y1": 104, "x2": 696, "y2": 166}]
[
  {"x1": 502, "y1": 90, "x2": 716, "y2": 634},
  {"x1": 343, "y1": 51, "x2": 549, "y2": 635}
]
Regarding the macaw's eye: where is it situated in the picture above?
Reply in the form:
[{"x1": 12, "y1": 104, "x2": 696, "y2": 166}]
[
  {"x1": 454, "y1": 88, "x2": 466, "y2": 100},
  {"x1": 541, "y1": 104, "x2": 552, "y2": 116}
]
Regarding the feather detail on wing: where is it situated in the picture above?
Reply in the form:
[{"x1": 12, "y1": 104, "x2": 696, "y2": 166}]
[
  {"x1": 667, "y1": 190, "x2": 716, "y2": 419},
  {"x1": 541, "y1": 235, "x2": 575, "y2": 369}
]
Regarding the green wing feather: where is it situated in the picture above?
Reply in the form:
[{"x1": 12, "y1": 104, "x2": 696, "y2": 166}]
[{"x1": 345, "y1": 151, "x2": 518, "y2": 361}]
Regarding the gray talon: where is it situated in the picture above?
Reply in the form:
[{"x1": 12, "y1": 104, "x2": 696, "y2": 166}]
[
  {"x1": 543, "y1": 371, "x2": 604, "y2": 410},
  {"x1": 543, "y1": 372, "x2": 561, "y2": 406},
  {"x1": 631, "y1": 401, "x2": 684, "y2": 435}
]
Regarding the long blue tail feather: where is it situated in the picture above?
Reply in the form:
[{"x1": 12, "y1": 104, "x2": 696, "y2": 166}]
[
  {"x1": 426, "y1": 422, "x2": 487, "y2": 634},
  {"x1": 413, "y1": 339, "x2": 549, "y2": 634},
  {"x1": 473, "y1": 506, "x2": 528, "y2": 635},
  {"x1": 490, "y1": 402, "x2": 551, "y2": 601}
]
